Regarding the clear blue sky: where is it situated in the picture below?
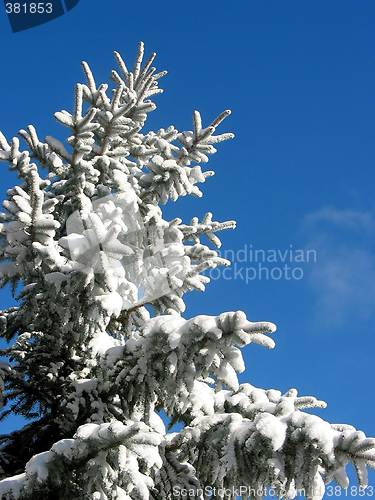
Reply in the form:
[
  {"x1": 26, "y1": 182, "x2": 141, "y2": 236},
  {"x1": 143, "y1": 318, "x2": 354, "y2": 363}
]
[{"x1": 0, "y1": 0, "x2": 374, "y2": 495}]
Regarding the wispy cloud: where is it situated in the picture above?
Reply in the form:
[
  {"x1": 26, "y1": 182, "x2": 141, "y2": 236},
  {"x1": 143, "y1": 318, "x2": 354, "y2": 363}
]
[
  {"x1": 303, "y1": 207, "x2": 375, "y2": 329},
  {"x1": 305, "y1": 206, "x2": 375, "y2": 232}
]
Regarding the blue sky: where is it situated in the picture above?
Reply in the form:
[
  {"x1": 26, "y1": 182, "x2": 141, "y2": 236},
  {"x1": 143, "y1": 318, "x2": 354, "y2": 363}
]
[{"x1": 0, "y1": 0, "x2": 374, "y2": 495}]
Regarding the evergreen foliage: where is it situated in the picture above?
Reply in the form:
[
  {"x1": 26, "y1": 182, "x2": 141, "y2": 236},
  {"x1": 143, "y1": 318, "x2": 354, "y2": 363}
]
[{"x1": 0, "y1": 42, "x2": 373, "y2": 500}]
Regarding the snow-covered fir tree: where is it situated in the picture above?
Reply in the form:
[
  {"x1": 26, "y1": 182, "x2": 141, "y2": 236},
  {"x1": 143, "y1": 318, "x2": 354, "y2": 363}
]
[{"x1": 0, "y1": 42, "x2": 374, "y2": 500}]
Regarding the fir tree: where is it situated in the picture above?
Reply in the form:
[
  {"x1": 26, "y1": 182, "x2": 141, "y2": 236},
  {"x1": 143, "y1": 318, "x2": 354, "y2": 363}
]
[{"x1": 0, "y1": 42, "x2": 374, "y2": 500}]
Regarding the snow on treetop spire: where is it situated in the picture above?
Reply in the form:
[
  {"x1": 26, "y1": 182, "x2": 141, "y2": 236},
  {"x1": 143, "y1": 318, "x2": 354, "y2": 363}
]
[{"x1": 0, "y1": 42, "x2": 236, "y2": 332}]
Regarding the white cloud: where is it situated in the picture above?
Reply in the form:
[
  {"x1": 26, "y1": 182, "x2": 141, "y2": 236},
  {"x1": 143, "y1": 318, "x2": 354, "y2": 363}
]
[
  {"x1": 303, "y1": 207, "x2": 375, "y2": 329},
  {"x1": 309, "y1": 247, "x2": 375, "y2": 326},
  {"x1": 305, "y1": 206, "x2": 375, "y2": 232}
]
